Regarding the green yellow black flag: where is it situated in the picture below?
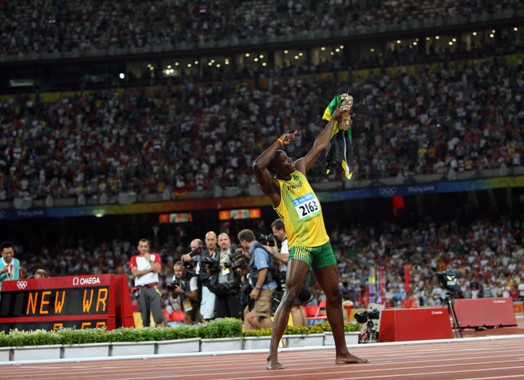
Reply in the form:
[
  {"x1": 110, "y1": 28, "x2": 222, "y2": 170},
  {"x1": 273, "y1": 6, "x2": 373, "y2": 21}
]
[{"x1": 322, "y1": 94, "x2": 354, "y2": 180}]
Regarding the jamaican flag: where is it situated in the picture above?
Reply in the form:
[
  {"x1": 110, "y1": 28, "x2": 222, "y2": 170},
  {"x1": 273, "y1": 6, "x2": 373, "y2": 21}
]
[{"x1": 322, "y1": 94, "x2": 354, "y2": 180}]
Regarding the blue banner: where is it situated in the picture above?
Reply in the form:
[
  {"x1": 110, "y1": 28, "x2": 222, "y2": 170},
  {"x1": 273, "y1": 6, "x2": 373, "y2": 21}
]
[{"x1": 319, "y1": 176, "x2": 524, "y2": 202}]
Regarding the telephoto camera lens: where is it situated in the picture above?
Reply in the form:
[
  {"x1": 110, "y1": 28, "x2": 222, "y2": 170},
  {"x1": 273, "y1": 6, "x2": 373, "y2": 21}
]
[{"x1": 354, "y1": 309, "x2": 380, "y2": 323}]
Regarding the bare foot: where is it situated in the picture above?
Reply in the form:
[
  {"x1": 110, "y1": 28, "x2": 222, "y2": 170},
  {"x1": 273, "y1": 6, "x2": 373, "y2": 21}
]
[
  {"x1": 336, "y1": 353, "x2": 368, "y2": 365},
  {"x1": 266, "y1": 358, "x2": 285, "y2": 370}
]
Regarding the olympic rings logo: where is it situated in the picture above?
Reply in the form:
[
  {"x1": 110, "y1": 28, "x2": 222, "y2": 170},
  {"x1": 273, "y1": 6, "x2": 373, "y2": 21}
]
[
  {"x1": 16, "y1": 281, "x2": 28, "y2": 289},
  {"x1": 379, "y1": 187, "x2": 397, "y2": 197}
]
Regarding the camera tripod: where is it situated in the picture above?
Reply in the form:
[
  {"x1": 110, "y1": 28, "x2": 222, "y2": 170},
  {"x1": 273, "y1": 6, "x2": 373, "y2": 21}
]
[{"x1": 442, "y1": 292, "x2": 462, "y2": 338}]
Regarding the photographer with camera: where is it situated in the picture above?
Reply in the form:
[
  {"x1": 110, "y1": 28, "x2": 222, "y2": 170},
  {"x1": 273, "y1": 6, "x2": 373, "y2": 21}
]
[
  {"x1": 257, "y1": 232, "x2": 285, "y2": 316},
  {"x1": 229, "y1": 249, "x2": 252, "y2": 317},
  {"x1": 197, "y1": 231, "x2": 220, "y2": 321},
  {"x1": 271, "y1": 219, "x2": 309, "y2": 327},
  {"x1": 211, "y1": 233, "x2": 242, "y2": 319},
  {"x1": 169, "y1": 261, "x2": 200, "y2": 324},
  {"x1": 181, "y1": 238, "x2": 204, "y2": 272},
  {"x1": 237, "y1": 229, "x2": 278, "y2": 330}
]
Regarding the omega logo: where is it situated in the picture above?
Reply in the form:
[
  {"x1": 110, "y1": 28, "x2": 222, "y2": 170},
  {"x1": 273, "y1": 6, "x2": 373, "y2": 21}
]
[{"x1": 72, "y1": 277, "x2": 101, "y2": 286}]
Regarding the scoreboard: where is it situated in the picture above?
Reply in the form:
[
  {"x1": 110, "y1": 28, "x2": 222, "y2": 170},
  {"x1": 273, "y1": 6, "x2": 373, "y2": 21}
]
[{"x1": 0, "y1": 274, "x2": 134, "y2": 332}]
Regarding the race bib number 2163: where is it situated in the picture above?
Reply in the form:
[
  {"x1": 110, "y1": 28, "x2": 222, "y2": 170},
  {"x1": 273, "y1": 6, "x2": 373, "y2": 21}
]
[{"x1": 292, "y1": 193, "x2": 321, "y2": 221}]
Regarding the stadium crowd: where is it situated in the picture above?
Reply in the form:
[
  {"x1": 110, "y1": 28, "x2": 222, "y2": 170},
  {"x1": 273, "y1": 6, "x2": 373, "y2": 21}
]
[
  {"x1": 1, "y1": 0, "x2": 523, "y2": 202},
  {"x1": 1, "y1": 0, "x2": 522, "y2": 57},
  {"x1": 1, "y1": 50, "x2": 523, "y2": 202}
]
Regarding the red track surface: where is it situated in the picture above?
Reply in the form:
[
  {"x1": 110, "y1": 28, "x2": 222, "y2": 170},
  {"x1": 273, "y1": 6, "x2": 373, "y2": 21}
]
[{"x1": 3, "y1": 335, "x2": 524, "y2": 380}]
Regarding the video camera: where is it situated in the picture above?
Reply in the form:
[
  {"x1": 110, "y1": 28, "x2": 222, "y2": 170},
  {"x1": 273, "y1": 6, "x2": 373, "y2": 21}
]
[
  {"x1": 354, "y1": 308, "x2": 380, "y2": 324},
  {"x1": 355, "y1": 306, "x2": 382, "y2": 344},
  {"x1": 436, "y1": 270, "x2": 460, "y2": 293},
  {"x1": 258, "y1": 234, "x2": 276, "y2": 247}
]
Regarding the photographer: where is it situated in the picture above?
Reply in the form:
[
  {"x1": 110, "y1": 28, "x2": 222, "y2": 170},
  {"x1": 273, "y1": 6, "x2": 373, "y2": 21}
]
[
  {"x1": 238, "y1": 229, "x2": 278, "y2": 330},
  {"x1": 170, "y1": 261, "x2": 200, "y2": 325},
  {"x1": 230, "y1": 249, "x2": 252, "y2": 315},
  {"x1": 271, "y1": 219, "x2": 310, "y2": 327},
  {"x1": 257, "y1": 232, "x2": 284, "y2": 316},
  {"x1": 181, "y1": 238, "x2": 204, "y2": 272},
  {"x1": 211, "y1": 233, "x2": 242, "y2": 319},
  {"x1": 197, "y1": 231, "x2": 220, "y2": 321}
]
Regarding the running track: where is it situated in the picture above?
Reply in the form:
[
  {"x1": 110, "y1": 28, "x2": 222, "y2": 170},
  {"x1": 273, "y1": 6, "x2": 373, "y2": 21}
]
[{"x1": 2, "y1": 335, "x2": 524, "y2": 380}]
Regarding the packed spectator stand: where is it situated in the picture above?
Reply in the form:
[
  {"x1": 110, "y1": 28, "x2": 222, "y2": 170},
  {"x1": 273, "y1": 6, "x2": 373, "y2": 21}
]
[
  {"x1": 1, "y1": 0, "x2": 522, "y2": 57},
  {"x1": 1, "y1": 48, "x2": 523, "y2": 202}
]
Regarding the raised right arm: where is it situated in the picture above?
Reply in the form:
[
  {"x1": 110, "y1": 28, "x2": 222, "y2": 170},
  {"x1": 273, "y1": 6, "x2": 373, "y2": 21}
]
[{"x1": 253, "y1": 132, "x2": 296, "y2": 206}]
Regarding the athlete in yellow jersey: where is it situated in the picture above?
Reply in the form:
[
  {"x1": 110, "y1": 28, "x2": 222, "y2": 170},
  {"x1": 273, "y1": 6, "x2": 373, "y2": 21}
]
[
  {"x1": 275, "y1": 170, "x2": 328, "y2": 251},
  {"x1": 253, "y1": 105, "x2": 368, "y2": 370}
]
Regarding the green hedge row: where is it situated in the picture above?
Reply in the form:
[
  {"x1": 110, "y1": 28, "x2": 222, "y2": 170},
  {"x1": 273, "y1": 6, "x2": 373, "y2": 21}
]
[
  {"x1": 0, "y1": 319, "x2": 361, "y2": 347},
  {"x1": 244, "y1": 321, "x2": 361, "y2": 337}
]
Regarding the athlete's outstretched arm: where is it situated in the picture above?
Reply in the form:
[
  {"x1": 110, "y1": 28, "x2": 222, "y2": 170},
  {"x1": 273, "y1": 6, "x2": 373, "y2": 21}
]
[{"x1": 302, "y1": 106, "x2": 344, "y2": 172}]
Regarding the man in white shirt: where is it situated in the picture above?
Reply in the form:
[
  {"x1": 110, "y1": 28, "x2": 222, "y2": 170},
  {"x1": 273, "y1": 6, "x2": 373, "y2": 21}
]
[{"x1": 129, "y1": 239, "x2": 165, "y2": 327}]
